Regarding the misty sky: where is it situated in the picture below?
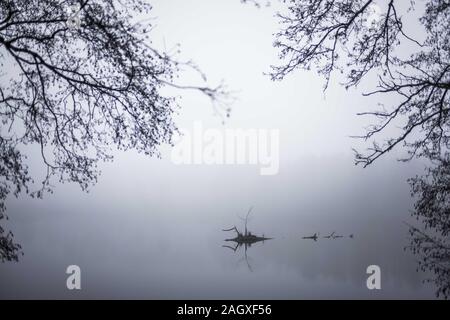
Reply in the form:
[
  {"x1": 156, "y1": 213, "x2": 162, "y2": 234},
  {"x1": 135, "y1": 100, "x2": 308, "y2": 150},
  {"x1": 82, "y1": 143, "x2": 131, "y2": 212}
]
[{"x1": 0, "y1": 0, "x2": 437, "y2": 299}]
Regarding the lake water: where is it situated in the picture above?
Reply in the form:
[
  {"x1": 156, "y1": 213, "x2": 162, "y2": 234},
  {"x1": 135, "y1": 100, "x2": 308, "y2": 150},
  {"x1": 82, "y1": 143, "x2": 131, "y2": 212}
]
[{"x1": 0, "y1": 154, "x2": 437, "y2": 299}]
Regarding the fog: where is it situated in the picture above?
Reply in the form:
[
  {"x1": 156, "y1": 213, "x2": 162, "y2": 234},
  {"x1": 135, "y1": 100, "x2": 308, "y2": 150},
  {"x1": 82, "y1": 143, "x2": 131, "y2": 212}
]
[{"x1": 0, "y1": 0, "x2": 437, "y2": 299}]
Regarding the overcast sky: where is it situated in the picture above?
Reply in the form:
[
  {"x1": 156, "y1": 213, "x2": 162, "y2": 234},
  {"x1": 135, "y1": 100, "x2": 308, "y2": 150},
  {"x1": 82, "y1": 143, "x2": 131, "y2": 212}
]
[{"x1": 0, "y1": 0, "x2": 435, "y2": 299}]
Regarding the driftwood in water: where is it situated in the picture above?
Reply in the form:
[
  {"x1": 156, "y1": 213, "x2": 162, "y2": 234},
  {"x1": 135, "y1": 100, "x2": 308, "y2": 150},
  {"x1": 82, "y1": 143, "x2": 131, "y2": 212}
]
[
  {"x1": 222, "y1": 207, "x2": 271, "y2": 272},
  {"x1": 222, "y1": 207, "x2": 272, "y2": 245},
  {"x1": 302, "y1": 233, "x2": 319, "y2": 241},
  {"x1": 302, "y1": 232, "x2": 354, "y2": 241},
  {"x1": 223, "y1": 226, "x2": 272, "y2": 244}
]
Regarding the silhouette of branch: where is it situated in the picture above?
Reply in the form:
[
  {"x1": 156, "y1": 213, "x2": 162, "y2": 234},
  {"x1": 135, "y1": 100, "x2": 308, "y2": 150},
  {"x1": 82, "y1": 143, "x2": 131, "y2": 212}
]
[
  {"x1": 406, "y1": 156, "x2": 450, "y2": 299},
  {"x1": 269, "y1": 0, "x2": 450, "y2": 166},
  {"x1": 0, "y1": 0, "x2": 235, "y2": 261}
]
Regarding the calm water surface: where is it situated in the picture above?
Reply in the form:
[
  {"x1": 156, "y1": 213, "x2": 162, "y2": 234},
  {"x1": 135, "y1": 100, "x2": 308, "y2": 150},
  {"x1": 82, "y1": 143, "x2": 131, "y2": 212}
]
[{"x1": 0, "y1": 155, "x2": 436, "y2": 299}]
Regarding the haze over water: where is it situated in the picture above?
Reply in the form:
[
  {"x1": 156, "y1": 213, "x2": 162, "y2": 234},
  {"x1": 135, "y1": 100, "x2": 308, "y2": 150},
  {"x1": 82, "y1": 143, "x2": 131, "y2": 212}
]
[{"x1": 0, "y1": 0, "x2": 437, "y2": 299}]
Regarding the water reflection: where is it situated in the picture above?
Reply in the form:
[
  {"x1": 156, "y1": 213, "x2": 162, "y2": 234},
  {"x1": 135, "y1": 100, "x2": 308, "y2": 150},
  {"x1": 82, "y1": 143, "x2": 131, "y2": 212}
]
[{"x1": 222, "y1": 237, "x2": 271, "y2": 272}]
